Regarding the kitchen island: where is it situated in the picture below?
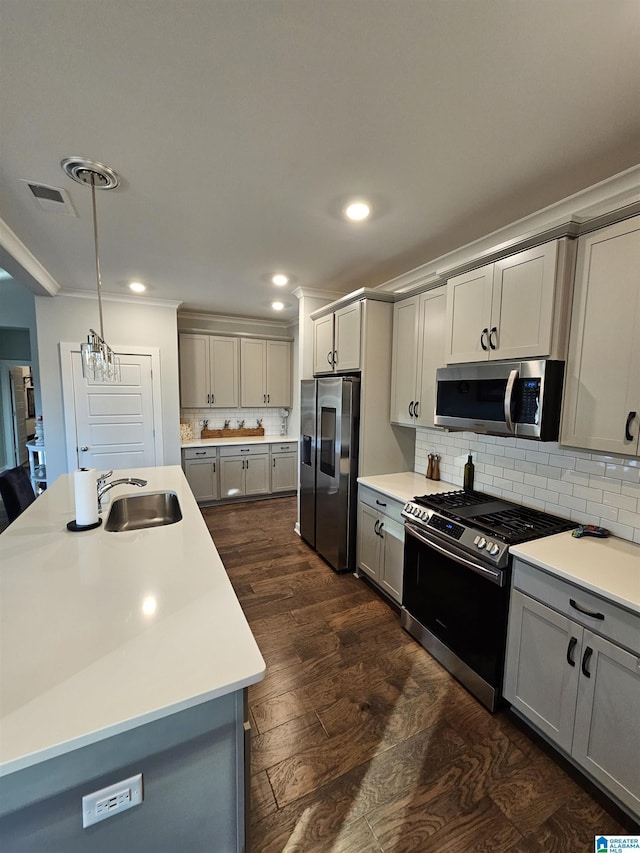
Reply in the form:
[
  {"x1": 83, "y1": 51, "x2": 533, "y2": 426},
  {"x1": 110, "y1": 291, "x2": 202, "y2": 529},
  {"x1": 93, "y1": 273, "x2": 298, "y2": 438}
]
[{"x1": 0, "y1": 465, "x2": 265, "y2": 852}]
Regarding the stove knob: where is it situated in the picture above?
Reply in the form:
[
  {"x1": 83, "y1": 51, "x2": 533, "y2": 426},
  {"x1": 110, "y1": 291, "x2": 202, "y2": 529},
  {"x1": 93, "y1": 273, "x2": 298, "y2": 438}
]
[
  {"x1": 489, "y1": 543, "x2": 500, "y2": 556},
  {"x1": 420, "y1": 509, "x2": 428, "y2": 519},
  {"x1": 477, "y1": 537, "x2": 487, "y2": 550},
  {"x1": 412, "y1": 507, "x2": 420, "y2": 516}
]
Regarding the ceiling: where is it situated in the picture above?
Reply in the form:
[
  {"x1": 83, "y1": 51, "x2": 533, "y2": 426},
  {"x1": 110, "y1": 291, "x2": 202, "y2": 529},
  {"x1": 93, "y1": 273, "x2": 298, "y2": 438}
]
[{"x1": 1, "y1": 1, "x2": 639, "y2": 321}]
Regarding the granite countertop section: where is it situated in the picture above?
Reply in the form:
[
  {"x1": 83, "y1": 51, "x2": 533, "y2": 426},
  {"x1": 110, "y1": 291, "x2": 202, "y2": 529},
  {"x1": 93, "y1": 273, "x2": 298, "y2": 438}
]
[
  {"x1": 357, "y1": 471, "x2": 459, "y2": 504},
  {"x1": 0, "y1": 465, "x2": 265, "y2": 777},
  {"x1": 510, "y1": 533, "x2": 640, "y2": 615},
  {"x1": 182, "y1": 434, "x2": 298, "y2": 449}
]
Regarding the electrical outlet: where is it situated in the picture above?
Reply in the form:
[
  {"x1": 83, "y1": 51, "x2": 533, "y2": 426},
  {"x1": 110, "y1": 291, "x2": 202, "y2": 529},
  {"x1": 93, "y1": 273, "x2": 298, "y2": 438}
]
[{"x1": 82, "y1": 774, "x2": 143, "y2": 828}]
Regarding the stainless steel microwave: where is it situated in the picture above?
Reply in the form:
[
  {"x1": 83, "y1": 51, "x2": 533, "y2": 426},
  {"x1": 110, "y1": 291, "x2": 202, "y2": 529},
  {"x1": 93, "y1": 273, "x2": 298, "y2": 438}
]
[{"x1": 434, "y1": 359, "x2": 565, "y2": 440}]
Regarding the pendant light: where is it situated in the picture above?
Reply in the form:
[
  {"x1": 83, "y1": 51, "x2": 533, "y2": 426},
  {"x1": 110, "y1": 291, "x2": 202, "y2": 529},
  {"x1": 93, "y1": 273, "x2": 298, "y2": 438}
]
[{"x1": 61, "y1": 157, "x2": 121, "y2": 382}]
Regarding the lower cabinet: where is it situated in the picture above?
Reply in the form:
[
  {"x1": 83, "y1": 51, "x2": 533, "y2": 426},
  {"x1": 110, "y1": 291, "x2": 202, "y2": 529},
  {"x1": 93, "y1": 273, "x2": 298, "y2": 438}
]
[
  {"x1": 219, "y1": 445, "x2": 270, "y2": 499},
  {"x1": 183, "y1": 446, "x2": 219, "y2": 502},
  {"x1": 357, "y1": 486, "x2": 405, "y2": 603},
  {"x1": 504, "y1": 559, "x2": 640, "y2": 819},
  {"x1": 270, "y1": 442, "x2": 297, "y2": 493}
]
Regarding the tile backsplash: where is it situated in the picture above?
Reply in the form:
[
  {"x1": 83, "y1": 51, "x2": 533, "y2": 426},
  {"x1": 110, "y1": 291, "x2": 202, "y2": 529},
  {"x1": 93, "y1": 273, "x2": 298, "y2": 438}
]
[
  {"x1": 415, "y1": 426, "x2": 640, "y2": 544},
  {"x1": 181, "y1": 407, "x2": 291, "y2": 437}
]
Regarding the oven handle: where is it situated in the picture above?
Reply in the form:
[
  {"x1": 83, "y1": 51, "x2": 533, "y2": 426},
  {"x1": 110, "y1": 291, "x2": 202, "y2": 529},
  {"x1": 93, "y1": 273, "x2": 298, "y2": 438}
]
[
  {"x1": 504, "y1": 368, "x2": 519, "y2": 434},
  {"x1": 405, "y1": 522, "x2": 505, "y2": 587}
]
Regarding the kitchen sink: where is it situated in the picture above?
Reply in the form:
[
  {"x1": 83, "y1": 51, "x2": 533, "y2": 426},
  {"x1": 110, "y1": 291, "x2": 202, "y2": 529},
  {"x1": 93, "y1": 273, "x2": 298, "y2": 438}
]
[{"x1": 105, "y1": 491, "x2": 182, "y2": 532}]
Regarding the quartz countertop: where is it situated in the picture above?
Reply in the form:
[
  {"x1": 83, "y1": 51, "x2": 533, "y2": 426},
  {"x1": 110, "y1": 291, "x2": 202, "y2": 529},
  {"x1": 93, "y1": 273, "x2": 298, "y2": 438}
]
[
  {"x1": 357, "y1": 471, "x2": 458, "y2": 504},
  {"x1": 182, "y1": 434, "x2": 298, "y2": 449},
  {"x1": 510, "y1": 532, "x2": 640, "y2": 615},
  {"x1": 0, "y1": 465, "x2": 266, "y2": 777}
]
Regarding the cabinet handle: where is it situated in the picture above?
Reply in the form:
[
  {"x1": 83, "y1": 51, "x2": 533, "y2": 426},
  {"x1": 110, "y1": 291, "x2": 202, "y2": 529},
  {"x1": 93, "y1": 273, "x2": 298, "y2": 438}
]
[
  {"x1": 375, "y1": 499, "x2": 387, "y2": 507},
  {"x1": 489, "y1": 326, "x2": 498, "y2": 350},
  {"x1": 196, "y1": 451, "x2": 206, "y2": 456},
  {"x1": 211, "y1": 393, "x2": 215, "y2": 404},
  {"x1": 625, "y1": 411, "x2": 637, "y2": 441},
  {"x1": 333, "y1": 350, "x2": 337, "y2": 366},
  {"x1": 566, "y1": 636, "x2": 577, "y2": 667},
  {"x1": 414, "y1": 401, "x2": 420, "y2": 419},
  {"x1": 327, "y1": 351, "x2": 333, "y2": 366},
  {"x1": 374, "y1": 520, "x2": 380, "y2": 535},
  {"x1": 569, "y1": 598, "x2": 605, "y2": 620},
  {"x1": 378, "y1": 522, "x2": 384, "y2": 539},
  {"x1": 408, "y1": 401, "x2": 414, "y2": 418},
  {"x1": 273, "y1": 458, "x2": 276, "y2": 467},
  {"x1": 267, "y1": 393, "x2": 270, "y2": 403},
  {"x1": 480, "y1": 328, "x2": 489, "y2": 351},
  {"x1": 581, "y1": 646, "x2": 593, "y2": 678},
  {"x1": 213, "y1": 462, "x2": 216, "y2": 473}
]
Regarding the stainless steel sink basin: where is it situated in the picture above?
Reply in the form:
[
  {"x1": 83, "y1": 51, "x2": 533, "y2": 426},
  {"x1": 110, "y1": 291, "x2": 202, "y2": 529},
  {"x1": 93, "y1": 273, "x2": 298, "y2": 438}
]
[{"x1": 105, "y1": 491, "x2": 182, "y2": 532}]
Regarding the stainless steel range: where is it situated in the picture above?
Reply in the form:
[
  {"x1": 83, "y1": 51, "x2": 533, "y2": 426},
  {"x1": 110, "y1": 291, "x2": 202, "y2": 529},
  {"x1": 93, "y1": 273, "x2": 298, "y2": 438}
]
[{"x1": 401, "y1": 489, "x2": 574, "y2": 711}]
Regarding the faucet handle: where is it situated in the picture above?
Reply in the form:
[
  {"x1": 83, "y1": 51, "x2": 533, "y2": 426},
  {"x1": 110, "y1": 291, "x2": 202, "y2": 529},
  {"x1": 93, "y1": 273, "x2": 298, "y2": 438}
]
[{"x1": 97, "y1": 470, "x2": 113, "y2": 485}]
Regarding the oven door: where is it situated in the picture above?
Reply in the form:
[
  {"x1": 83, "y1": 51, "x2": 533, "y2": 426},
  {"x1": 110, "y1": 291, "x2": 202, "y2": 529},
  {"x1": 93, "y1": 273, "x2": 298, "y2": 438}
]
[{"x1": 402, "y1": 521, "x2": 511, "y2": 709}]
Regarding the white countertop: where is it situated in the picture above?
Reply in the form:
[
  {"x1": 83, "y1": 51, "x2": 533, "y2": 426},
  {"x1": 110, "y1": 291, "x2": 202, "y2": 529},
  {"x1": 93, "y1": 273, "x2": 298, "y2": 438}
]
[
  {"x1": 510, "y1": 532, "x2": 640, "y2": 615},
  {"x1": 182, "y1": 434, "x2": 297, "y2": 449},
  {"x1": 357, "y1": 471, "x2": 459, "y2": 504},
  {"x1": 0, "y1": 465, "x2": 265, "y2": 777}
]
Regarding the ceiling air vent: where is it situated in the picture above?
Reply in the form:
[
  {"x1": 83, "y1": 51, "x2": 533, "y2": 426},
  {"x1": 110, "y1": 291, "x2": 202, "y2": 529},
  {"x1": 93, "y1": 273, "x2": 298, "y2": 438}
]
[{"x1": 20, "y1": 179, "x2": 76, "y2": 215}]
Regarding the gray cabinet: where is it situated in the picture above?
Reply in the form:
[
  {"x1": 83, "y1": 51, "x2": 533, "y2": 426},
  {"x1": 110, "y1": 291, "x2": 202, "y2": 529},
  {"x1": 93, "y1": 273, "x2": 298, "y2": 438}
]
[
  {"x1": 313, "y1": 302, "x2": 362, "y2": 374},
  {"x1": 240, "y1": 339, "x2": 292, "y2": 407},
  {"x1": 390, "y1": 286, "x2": 447, "y2": 427},
  {"x1": 445, "y1": 240, "x2": 574, "y2": 364},
  {"x1": 179, "y1": 333, "x2": 239, "y2": 408},
  {"x1": 219, "y1": 445, "x2": 270, "y2": 499},
  {"x1": 270, "y1": 441, "x2": 297, "y2": 493},
  {"x1": 504, "y1": 558, "x2": 640, "y2": 819},
  {"x1": 183, "y1": 446, "x2": 218, "y2": 502},
  {"x1": 356, "y1": 486, "x2": 405, "y2": 603},
  {"x1": 561, "y1": 215, "x2": 640, "y2": 455}
]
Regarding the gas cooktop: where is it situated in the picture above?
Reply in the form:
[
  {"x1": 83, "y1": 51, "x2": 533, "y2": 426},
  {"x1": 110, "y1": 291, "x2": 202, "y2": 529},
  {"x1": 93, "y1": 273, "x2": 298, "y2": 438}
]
[{"x1": 403, "y1": 489, "x2": 575, "y2": 552}]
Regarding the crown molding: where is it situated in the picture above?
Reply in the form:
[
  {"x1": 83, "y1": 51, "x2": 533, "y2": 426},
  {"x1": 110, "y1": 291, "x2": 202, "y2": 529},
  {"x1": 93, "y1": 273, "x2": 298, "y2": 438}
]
[
  {"x1": 0, "y1": 217, "x2": 61, "y2": 297},
  {"x1": 59, "y1": 289, "x2": 182, "y2": 309}
]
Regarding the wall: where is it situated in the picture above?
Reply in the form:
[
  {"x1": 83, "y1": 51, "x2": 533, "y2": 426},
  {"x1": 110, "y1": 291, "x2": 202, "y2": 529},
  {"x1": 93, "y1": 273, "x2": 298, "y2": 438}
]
[
  {"x1": 34, "y1": 294, "x2": 181, "y2": 484},
  {"x1": 416, "y1": 426, "x2": 640, "y2": 544}
]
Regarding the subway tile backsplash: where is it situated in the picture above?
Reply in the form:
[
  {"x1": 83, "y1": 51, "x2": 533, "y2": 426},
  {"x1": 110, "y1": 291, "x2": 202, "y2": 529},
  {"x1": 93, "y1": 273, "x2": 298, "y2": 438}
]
[
  {"x1": 415, "y1": 426, "x2": 640, "y2": 544},
  {"x1": 181, "y1": 407, "x2": 289, "y2": 437}
]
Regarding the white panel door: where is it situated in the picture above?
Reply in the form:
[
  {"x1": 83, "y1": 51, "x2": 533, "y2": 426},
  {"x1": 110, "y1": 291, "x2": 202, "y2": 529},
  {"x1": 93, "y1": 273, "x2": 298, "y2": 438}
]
[
  {"x1": 72, "y1": 352, "x2": 156, "y2": 472},
  {"x1": 266, "y1": 340, "x2": 291, "y2": 407}
]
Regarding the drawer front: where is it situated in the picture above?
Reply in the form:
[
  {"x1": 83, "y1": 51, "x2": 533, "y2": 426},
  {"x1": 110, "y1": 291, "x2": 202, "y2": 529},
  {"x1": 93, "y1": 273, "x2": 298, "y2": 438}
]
[
  {"x1": 513, "y1": 558, "x2": 640, "y2": 654},
  {"x1": 183, "y1": 446, "x2": 217, "y2": 460},
  {"x1": 359, "y1": 486, "x2": 405, "y2": 526},
  {"x1": 219, "y1": 444, "x2": 268, "y2": 457},
  {"x1": 271, "y1": 442, "x2": 297, "y2": 454}
]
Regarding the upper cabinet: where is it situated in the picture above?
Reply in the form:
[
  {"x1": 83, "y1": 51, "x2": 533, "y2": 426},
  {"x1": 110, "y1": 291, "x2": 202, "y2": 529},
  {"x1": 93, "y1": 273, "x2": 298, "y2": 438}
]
[
  {"x1": 390, "y1": 286, "x2": 447, "y2": 427},
  {"x1": 240, "y1": 338, "x2": 291, "y2": 408},
  {"x1": 179, "y1": 334, "x2": 239, "y2": 408},
  {"x1": 561, "y1": 215, "x2": 640, "y2": 455},
  {"x1": 445, "y1": 240, "x2": 575, "y2": 364},
  {"x1": 313, "y1": 302, "x2": 362, "y2": 374}
]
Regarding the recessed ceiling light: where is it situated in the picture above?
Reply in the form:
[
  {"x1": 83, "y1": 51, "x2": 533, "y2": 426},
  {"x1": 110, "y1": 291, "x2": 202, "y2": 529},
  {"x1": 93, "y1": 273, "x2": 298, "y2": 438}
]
[
  {"x1": 129, "y1": 281, "x2": 146, "y2": 293},
  {"x1": 272, "y1": 274, "x2": 289, "y2": 286},
  {"x1": 271, "y1": 301, "x2": 284, "y2": 311},
  {"x1": 344, "y1": 200, "x2": 371, "y2": 222}
]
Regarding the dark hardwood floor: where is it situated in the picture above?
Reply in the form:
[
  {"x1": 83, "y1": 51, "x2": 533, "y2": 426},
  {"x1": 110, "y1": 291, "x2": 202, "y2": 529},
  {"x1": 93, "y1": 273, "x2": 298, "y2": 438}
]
[{"x1": 202, "y1": 497, "x2": 635, "y2": 852}]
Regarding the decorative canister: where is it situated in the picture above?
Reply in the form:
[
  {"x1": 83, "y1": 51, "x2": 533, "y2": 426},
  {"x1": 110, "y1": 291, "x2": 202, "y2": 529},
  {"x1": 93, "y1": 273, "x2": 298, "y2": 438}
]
[{"x1": 179, "y1": 422, "x2": 193, "y2": 442}]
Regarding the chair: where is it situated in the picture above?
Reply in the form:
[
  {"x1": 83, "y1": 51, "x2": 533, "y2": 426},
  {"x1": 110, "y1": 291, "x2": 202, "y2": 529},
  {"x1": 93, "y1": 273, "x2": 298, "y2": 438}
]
[{"x1": 0, "y1": 466, "x2": 36, "y2": 524}]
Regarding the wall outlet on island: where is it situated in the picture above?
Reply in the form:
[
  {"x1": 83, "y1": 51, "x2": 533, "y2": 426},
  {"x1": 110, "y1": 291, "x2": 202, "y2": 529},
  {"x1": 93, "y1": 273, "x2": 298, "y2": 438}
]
[{"x1": 82, "y1": 773, "x2": 143, "y2": 828}]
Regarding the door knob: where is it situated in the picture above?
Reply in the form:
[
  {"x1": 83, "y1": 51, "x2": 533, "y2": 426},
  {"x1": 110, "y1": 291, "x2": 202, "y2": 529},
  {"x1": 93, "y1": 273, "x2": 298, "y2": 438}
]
[{"x1": 80, "y1": 446, "x2": 89, "y2": 451}]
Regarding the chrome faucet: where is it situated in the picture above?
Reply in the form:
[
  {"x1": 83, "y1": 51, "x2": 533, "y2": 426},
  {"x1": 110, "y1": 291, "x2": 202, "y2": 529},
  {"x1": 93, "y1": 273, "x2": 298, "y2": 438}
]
[{"x1": 97, "y1": 474, "x2": 148, "y2": 511}]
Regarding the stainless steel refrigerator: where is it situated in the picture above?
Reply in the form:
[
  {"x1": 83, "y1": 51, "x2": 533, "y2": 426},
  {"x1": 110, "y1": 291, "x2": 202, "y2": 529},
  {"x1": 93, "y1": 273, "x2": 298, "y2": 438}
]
[{"x1": 299, "y1": 377, "x2": 360, "y2": 573}]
